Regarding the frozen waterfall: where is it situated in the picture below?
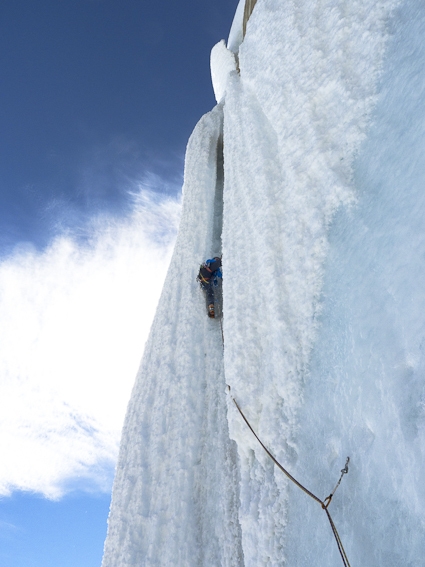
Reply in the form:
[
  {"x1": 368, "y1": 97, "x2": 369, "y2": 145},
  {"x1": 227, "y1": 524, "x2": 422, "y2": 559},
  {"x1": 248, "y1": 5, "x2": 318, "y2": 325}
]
[{"x1": 102, "y1": 0, "x2": 425, "y2": 565}]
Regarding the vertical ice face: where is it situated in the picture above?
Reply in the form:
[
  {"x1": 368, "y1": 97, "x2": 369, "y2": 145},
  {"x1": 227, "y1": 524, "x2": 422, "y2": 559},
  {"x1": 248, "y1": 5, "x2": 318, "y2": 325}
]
[
  {"x1": 100, "y1": 0, "x2": 425, "y2": 566},
  {"x1": 227, "y1": 0, "x2": 245, "y2": 54},
  {"x1": 101, "y1": 106, "x2": 243, "y2": 567},
  {"x1": 283, "y1": 2, "x2": 425, "y2": 564},
  {"x1": 221, "y1": 0, "x2": 399, "y2": 563}
]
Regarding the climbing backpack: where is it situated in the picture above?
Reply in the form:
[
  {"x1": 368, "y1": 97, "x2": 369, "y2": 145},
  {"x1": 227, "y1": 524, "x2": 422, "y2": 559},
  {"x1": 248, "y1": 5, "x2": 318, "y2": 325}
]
[{"x1": 196, "y1": 257, "x2": 222, "y2": 287}]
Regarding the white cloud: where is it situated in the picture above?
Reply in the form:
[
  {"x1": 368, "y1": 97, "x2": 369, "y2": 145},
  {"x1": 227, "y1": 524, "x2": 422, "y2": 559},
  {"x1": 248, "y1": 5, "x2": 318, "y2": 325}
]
[{"x1": 0, "y1": 187, "x2": 180, "y2": 499}]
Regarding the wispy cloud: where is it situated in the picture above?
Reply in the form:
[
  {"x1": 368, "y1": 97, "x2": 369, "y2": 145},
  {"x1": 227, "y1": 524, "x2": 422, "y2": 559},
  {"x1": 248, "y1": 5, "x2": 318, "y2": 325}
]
[{"x1": 0, "y1": 185, "x2": 181, "y2": 499}]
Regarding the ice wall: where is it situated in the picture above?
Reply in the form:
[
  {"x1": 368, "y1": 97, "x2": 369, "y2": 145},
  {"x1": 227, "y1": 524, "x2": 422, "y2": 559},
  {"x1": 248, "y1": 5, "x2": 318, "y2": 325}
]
[
  {"x1": 284, "y1": 2, "x2": 425, "y2": 564},
  {"x1": 101, "y1": 0, "x2": 425, "y2": 566},
  {"x1": 102, "y1": 106, "x2": 242, "y2": 567},
  {"x1": 222, "y1": 0, "x2": 399, "y2": 564}
]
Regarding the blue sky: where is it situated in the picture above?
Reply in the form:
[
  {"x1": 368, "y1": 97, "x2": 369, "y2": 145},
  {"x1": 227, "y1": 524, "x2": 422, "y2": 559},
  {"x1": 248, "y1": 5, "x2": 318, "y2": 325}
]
[
  {"x1": 0, "y1": 493, "x2": 110, "y2": 567},
  {"x1": 0, "y1": 0, "x2": 238, "y2": 565},
  {"x1": 1, "y1": 0, "x2": 236, "y2": 253}
]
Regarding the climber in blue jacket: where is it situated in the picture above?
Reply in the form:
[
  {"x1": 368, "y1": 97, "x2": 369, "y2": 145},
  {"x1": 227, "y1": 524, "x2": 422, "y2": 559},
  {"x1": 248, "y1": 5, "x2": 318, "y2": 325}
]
[{"x1": 196, "y1": 256, "x2": 222, "y2": 318}]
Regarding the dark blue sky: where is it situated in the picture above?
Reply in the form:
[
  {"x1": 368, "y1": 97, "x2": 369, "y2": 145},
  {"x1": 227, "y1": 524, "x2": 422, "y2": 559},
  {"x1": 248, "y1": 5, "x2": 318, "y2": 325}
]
[
  {"x1": 0, "y1": 0, "x2": 238, "y2": 253},
  {"x1": 0, "y1": 2, "x2": 238, "y2": 566}
]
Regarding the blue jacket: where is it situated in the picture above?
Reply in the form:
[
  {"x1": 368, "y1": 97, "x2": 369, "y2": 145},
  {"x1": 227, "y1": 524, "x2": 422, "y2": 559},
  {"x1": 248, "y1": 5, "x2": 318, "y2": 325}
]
[{"x1": 205, "y1": 258, "x2": 222, "y2": 280}]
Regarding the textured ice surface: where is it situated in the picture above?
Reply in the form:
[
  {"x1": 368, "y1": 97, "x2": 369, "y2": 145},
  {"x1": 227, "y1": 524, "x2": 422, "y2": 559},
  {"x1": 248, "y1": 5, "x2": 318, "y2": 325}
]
[
  {"x1": 227, "y1": 0, "x2": 245, "y2": 53},
  {"x1": 222, "y1": 0, "x2": 399, "y2": 563},
  {"x1": 285, "y1": 3, "x2": 425, "y2": 564},
  {"x1": 101, "y1": 1, "x2": 425, "y2": 566},
  {"x1": 102, "y1": 106, "x2": 243, "y2": 567}
]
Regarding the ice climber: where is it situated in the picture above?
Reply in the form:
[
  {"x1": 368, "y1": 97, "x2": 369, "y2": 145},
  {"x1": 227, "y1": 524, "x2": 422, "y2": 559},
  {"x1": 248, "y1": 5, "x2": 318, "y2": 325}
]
[{"x1": 196, "y1": 256, "x2": 222, "y2": 318}]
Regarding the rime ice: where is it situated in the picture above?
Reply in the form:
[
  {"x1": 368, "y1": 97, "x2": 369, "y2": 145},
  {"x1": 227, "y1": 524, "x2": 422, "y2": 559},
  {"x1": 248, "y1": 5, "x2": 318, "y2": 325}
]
[{"x1": 102, "y1": 1, "x2": 425, "y2": 566}]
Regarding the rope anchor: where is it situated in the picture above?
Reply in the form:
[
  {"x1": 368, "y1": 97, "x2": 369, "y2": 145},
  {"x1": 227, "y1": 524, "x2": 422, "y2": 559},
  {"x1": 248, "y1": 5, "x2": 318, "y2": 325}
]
[
  {"x1": 228, "y1": 386, "x2": 352, "y2": 567},
  {"x1": 324, "y1": 456, "x2": 350, "y2": 508}
]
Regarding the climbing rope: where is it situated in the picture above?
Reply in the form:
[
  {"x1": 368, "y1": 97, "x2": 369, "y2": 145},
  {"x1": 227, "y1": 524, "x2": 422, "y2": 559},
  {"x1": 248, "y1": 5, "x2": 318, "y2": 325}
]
[
  {"x1": 216, "y1": 279, "x2": 351, "y2": 564},
  {"x1": 219, "y1": 317, "x2": 224, "y2": 348},
  {"x1": 227, "y1": 386, "x2": 351, "y2": 567}
]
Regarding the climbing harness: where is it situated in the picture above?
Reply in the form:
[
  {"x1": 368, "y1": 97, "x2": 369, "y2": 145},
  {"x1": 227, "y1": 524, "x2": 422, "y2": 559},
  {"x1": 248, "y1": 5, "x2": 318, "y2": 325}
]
[
  {"x1": 227, "y1": 386, "x2": 351, "y2": 567},
  {"x1": 197, "y1": 265, "x2": 211, "y2": 286}
]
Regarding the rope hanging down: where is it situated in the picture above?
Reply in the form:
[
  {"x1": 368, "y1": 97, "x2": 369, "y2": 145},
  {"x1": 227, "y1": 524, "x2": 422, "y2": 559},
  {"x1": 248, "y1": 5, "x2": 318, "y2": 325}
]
[{"x1": 228, "y1": 386, "x2": 351, "y2": 567}]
